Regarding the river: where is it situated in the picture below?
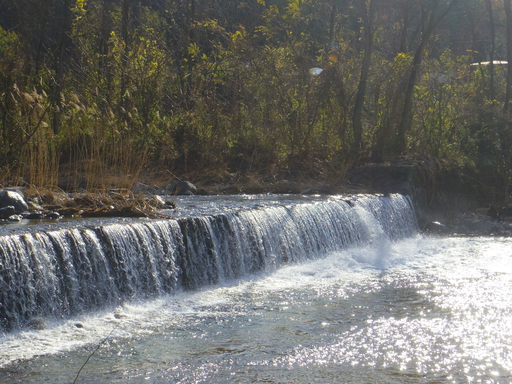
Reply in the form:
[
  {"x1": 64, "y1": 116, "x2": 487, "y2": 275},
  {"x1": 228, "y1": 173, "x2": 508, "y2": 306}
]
[{"x1": 0, "y1": 194, "x2": 511, "y2": 383}]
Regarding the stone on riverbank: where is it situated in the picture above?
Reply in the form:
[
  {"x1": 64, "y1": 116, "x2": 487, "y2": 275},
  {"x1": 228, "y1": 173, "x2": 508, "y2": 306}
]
[
  {"x1": 131, "y1": 183, "x2": 157, "y2": 195},
  {"x1": 0, "y1": 190, "x2": 29, "y2": 213},
  {"x1": 0, "y1": 206, "x2": 16, "y2": 219},
  {"x1": 166, "y1": 181, "x2": 197, "y2": 195}
]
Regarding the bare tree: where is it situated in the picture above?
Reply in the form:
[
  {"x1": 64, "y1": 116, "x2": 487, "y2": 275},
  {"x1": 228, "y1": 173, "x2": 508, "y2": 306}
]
[
  {"x1": 352, "y1": 0, "x2": 374, "y2": 157},
  {"x1": 52, "y1": 0, "x2": 73, "y2": 135},
  {"x1": 395, "y1": 0, "x2": 459, "y2": 155},
  {"x1": 504, "y1": 0, "x2": 512, "y2": 113},
  {"x1": 485, "y1": 0, "x2": 496, "y2": 100}
]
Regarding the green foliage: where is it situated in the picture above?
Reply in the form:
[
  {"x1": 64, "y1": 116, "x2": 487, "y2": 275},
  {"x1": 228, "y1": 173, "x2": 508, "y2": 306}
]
[{"x1": 0, "y1": 0, "x2": 510, "y2": 199}]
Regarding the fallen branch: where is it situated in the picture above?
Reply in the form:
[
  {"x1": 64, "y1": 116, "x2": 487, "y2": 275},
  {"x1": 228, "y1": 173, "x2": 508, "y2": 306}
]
[{"x1": 72, "y1": 320, "x2": 121, "y2": 384}]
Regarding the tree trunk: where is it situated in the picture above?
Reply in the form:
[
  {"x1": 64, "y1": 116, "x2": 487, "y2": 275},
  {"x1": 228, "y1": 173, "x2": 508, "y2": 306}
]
[
  {"x1": 352, "y1": 0, "x2": 374, "y2": 156},
  {"x1": 329, "y1": 0, "x2": 337, "y2": 42},
  {"x1": 52, "y1": 0, "x2": 73, "y2": 136},
  {"x1": 120, "y1": 0, "x2": 131, "y2": 115},
  {"x1": 504, "y1": 0, "x2": 512, "y2": 114},
  {"x1": 395, "y1": 0, "x2": 458, "y2": 155},
  {"x1": 485, "y1": 0, "x2": 496, "y2": 101}
]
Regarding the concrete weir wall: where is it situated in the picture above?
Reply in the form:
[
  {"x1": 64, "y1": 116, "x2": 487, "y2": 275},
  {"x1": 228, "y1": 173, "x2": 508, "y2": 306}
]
[
  {"x1": 349, "y1": 164, "x2": 417, "y2": 195},
  {"x1": 348, "y1": 163, "x2": 512, "y2": 236},
  {"x1": 348, "y1": 164, "x2": 430, "y2": 225}
]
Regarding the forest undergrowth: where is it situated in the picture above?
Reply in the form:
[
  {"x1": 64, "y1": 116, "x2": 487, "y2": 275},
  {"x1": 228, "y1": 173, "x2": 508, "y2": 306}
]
[{"x1": 1, "y1": 0, "x2": 512, "y2": 207}]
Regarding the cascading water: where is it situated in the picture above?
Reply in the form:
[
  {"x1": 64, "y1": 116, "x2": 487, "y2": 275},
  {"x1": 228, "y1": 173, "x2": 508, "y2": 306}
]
[
  {"x1": 0, "y1": 194, "x2": 416, "y2": 332},
  {"x1": 3, "y1": 193, "x2": 512, "y2": 383}
]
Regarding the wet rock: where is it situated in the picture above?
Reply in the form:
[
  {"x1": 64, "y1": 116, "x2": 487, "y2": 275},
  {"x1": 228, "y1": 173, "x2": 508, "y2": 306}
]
[
  {"x1": 43, "y1": 212, "x2": 61, "y2": 220},
  {"x1": 424, "y1": 221, "x2": 448, "y2": 234},
  {"x1": 441, "y1": 211, "x2": 512, "y2": 236},
  {"x1": 300, "y1": 184, "x2": 336, "y2": 195},
  {"x1": 114, "y1": 308, "x2": 129, "y2": 319},
  {"x1": 56, "y1": 207, "x2": 82, "y2": 217},
  {"x1": 177, "y1": 181, "x2": 197, "y2": 195},
  {"x1": 145, "y1": 195, "x2": 169, "y2": 209},
  {"x1": 27, "y1": 319, "x2": 46, "y2": 330},
  {"x1": 24, "y1": 211, "x2": 45, "y2": 219},
  {"x1": 165, "y1": 182, "x2": 176, "y2": 193},
  {"x1": 162, "y1": 199, "x2": 177, "y2": 209},
  {"x1": 300, "y1": 188, "x2": 317, "y2": 195},
  {"x1": 196, "y1": 187, "x2": 209, "y2": 196},
  {"x1": 0, "y1": 190, "x2": 29, "y2": 213},
  {"x1": 0, "y1": 206, "x2": 15, "y2": 219},
  {"x1": 74, "y1": 322, "x2": 85, "y2": 329},
  {"x1": 167, "y1": 181, "x2": 197, "y2": 195},
  {"x1": 131, "y1": 183, "x2": 157, "y2": 195},
  {"x1": 81, "y1": 205, "x2": 147, "y2": 218},
  {"x1": 7, "y1": 214, "x2": 22, "y2": 222},
  {"x1": 28, "y1": 200, "x2": 45, "y2": 211},
  {"x1": 270, "y1": 180, "x2": 300, "y2": 194}
]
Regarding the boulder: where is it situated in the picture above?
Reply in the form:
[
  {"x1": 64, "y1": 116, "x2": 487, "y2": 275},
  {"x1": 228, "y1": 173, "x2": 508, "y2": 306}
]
[
  {"x1": 0, "y1": 206, "x2": 15, "y2": 219},
  {"x1": 27, "y1": 319, "x2": 46, "y2": 330},
  {"x1": 0, "y1": 190, "x2": 29, "y2": 213},
  {"x1": 28, "y1": 200, "x2": 44, "y2": 211},
  {"x1": 318, "y1": 184, "x2": 333, "y2": 194},
  {"x1": 300, "y1": 188, "x2": 317, "y2": 195},
  {"x1": 7, "y1": 214, "x2": 22, "y2": 222},
  {"x1": 424, "y1": 221, "x2": 448, "y2": 234},
  {"x1": 145, "y1": 195, "x2": 166, "y2": 209},
  {"x1": 24, "y1": 212, "x2": 45, "y2": 220},
  {"x1": 196, "y1": 187, "x2": 209, "y2": 196},
  {"x1": 165, "y1": 182, "x2": 177, "y2": 193},
  {"x1": 167, "y1": 181, "x2": 197, "y2": 195},
  {"x1": 43, "y1": 212, "x2": 61, "y2": 220},
  {"x1": 131, "y1": 183, "x2": 157, "y2": 195},
  {"x1": 300, "y1": 185, "x2": 333, "y2": 195}
]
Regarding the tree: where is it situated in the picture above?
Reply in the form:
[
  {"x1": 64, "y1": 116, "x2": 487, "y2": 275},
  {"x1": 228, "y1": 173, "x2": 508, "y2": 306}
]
[
  {"x1": 52, "y1": 0, "x2": 74, "y2": 135},
  {"x1": 395, "y1": 0, "x2": 459, "y2": 155},
  {"x1": 484, "y1": 0, "x2": 496, "y2": 100},
  {"x1": 352, "y1": 0, "x2": 374, "y2": 156},
  {"x1": 504, "y1": 0, "x2": 512, "y2": 113}
]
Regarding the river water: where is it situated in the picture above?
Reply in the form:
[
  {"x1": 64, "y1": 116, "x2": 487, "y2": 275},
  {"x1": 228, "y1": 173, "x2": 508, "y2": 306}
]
[{"x1": 0, "y1": 195, "x2": 511, "y2": 383}]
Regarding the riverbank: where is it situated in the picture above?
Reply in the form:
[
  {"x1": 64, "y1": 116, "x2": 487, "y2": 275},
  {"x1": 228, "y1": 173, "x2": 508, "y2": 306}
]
[{"x1": 1, "y1": 161, "x2": 511, "y2": 236}]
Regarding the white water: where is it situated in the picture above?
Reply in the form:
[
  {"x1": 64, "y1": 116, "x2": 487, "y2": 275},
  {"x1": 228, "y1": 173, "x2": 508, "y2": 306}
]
[
  {"x1": 1, "y1": 195, "x2": 511, "y2": 383},
  {"x1": 0, "y1": 194, "x2": 415, "y2": 331},
  {"x1": 2, "y1": 236, "x2": 512, "y2": 383}
]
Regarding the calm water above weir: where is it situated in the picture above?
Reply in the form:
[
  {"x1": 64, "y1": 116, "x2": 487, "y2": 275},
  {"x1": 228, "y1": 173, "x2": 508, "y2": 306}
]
[{"x1": 1, "y1": 195, "x2": 511, "y2": 383}]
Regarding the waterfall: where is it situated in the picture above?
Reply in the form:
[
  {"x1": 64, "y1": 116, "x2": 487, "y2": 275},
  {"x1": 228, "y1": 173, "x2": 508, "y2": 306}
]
[{"x1": 0, "y1": 194, "x2": 417, "y2": 332}]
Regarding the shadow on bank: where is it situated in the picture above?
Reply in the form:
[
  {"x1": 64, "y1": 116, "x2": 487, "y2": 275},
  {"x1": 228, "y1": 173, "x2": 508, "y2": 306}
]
[{"x1": 348, "y1": 162, "x2": 512, "y2": 236}]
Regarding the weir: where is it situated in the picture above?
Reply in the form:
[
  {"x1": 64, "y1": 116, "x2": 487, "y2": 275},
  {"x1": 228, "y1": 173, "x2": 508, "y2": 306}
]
[{"x1": 0, "y1": 194, "x2": 417, "y2": 332}]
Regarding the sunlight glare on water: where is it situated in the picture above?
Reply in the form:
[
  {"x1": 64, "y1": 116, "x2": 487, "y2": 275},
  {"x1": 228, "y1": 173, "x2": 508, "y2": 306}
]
[{"x1": 2, "y1": 235, "x2": 512, "y2": 383}]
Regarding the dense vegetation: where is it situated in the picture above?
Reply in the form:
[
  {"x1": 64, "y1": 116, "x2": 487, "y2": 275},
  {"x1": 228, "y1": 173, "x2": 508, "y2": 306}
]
[{"x1": 1, "y1": 0, "x2": 512, "y2": 202}]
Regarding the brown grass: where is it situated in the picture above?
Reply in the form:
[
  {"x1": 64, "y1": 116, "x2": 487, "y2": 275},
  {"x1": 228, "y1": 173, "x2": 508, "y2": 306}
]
[{"x1": 23, "y1": 188, "x2": 175, "y2": 219}]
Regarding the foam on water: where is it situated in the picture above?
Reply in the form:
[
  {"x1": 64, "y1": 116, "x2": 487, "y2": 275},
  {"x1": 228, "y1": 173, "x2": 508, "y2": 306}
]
[
  {"x1": 0, "y1": 235, "x2": 418, "y2": 368},
  {"x1": 0, "y1": 234, "x2": 442, "y2": 367},
  {"x1": 0, "y1": 194, "x2": 416, "y2": 332},
  {"x1": 2, "y1": 235, "x2": 512, "y2": 383},
  {"x1": 11, "y1": 193, "x2": 511, "y2": 383}
]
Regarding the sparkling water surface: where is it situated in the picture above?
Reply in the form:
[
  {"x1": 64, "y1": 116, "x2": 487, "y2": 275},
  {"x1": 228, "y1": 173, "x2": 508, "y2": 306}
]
[
  {"x1": 0, "y1": 193, "x2": 341, "y2": 236},
  {"x1": 2, "y1": 234, "x2": 512, "y2": 383}
]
